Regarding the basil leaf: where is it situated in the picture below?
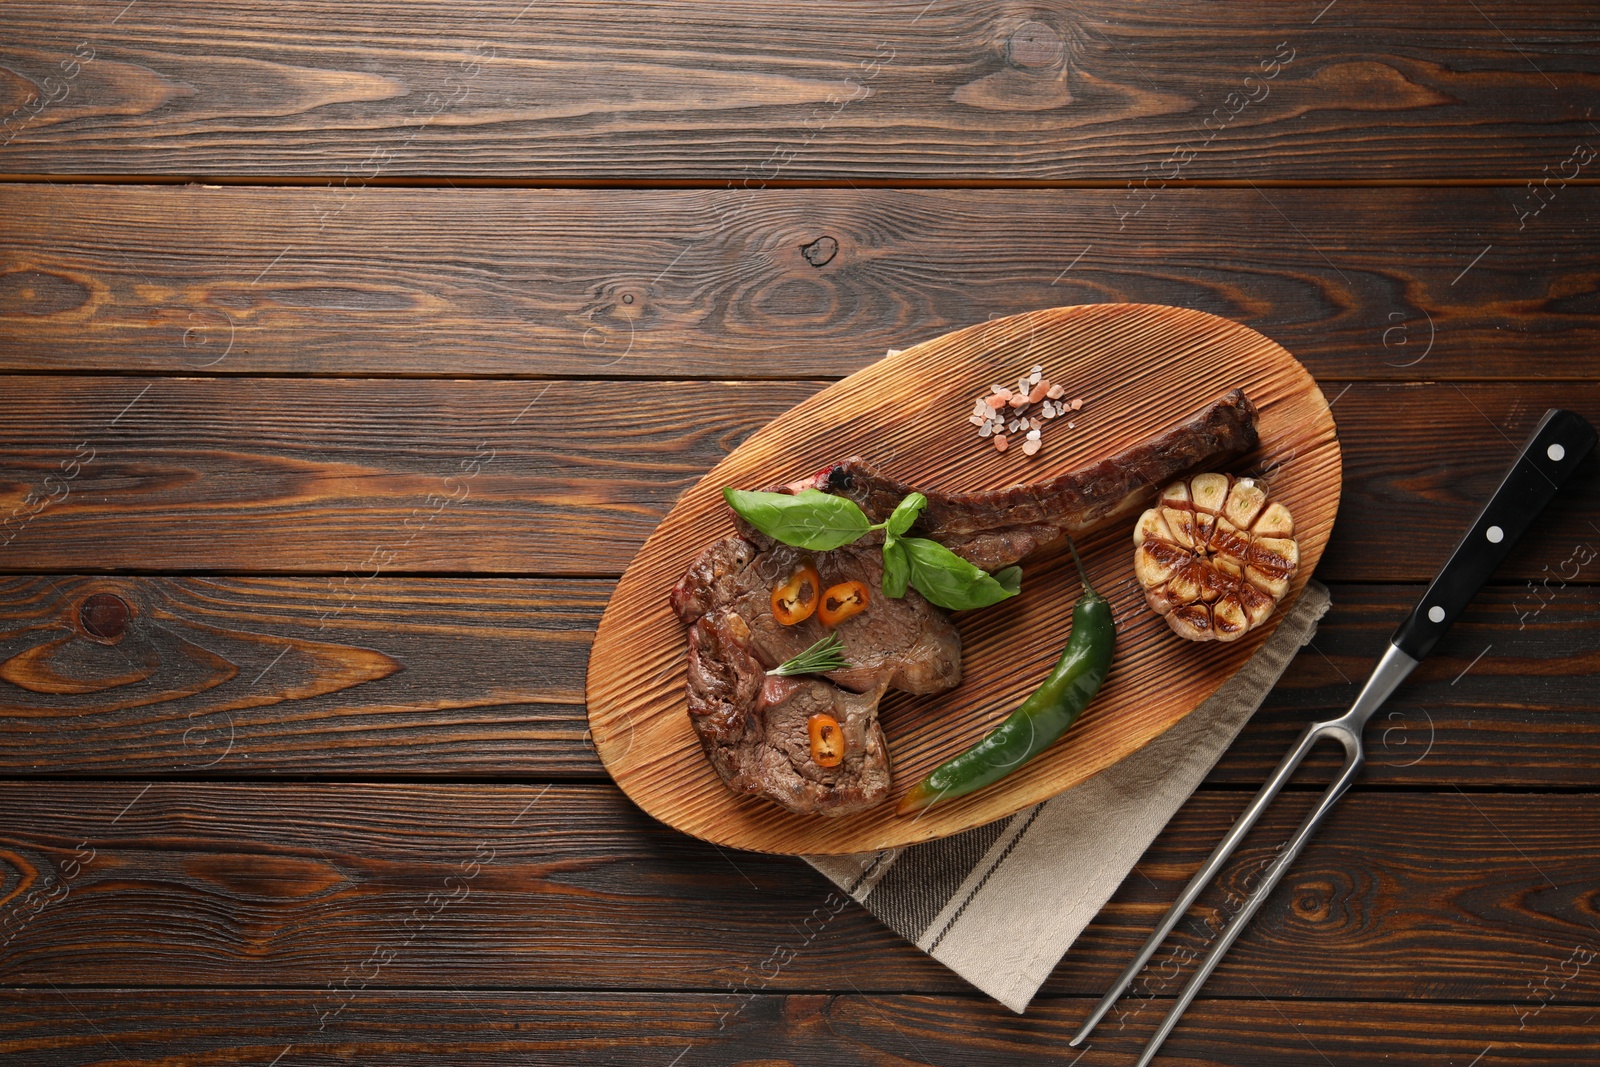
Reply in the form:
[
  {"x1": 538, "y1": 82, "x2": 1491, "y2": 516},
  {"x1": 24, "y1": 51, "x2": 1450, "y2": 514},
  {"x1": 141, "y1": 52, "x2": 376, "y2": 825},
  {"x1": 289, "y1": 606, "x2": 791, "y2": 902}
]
[
  {"x1": 881, "y1": 538, "x2": 910, "y2": 598},
  {"x1": 901, "y1": 536, "x2": 1023, "y2": 611},
  {"x1": 885, "y1": 492, "x2": 927, "y2": 538},
  {"x1": 991, "y1": 565, "x2": 1023, "y2": 596},
  {"x1": 722, "y1": 488, "x2": 871, "y2": 551}
]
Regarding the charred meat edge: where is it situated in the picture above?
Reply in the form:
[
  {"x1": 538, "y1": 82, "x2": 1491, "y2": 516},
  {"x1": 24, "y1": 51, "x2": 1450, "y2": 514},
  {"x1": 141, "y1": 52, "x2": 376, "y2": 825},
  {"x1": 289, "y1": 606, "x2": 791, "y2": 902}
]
[{"x1": 750, "y1": 387, "x2": 1260, "y2": 572}]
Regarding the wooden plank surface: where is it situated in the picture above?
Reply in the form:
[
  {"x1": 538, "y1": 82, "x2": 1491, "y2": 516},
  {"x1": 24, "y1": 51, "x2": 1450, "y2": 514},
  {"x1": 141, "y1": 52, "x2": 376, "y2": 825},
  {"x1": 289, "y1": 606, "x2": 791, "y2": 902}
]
[
  {"x1": 0, "y1": 784, "x2": 1595, "y2": 1001},
  {"x1": 0, "y1": 575, "x2": 605, "y2": 777},
  {"x1": 0, "y1": 376, "x2": 816, "y2": 574},
  {"x1": 1213, "y1": 584, "x2": 1600, "y2": 788},
  {"x1": 3, "y1": 990, "x2": 1596, "y2": 1066},
  {"x1": 3, "y1": 577, "x2": 1595, "y2": 786},
  {"x1": 2, "y1": 184, "x2": 1597, "y2": 380},
  {"x1": 3, "y1": 376, "x2": 1598, "y2": 579},
  {"x1": 3, "y1": 0, "x2": 1598, "y2": 1050},
  {"x1": 0, "y1": 2, "x2": 1595, "y2": 180}
]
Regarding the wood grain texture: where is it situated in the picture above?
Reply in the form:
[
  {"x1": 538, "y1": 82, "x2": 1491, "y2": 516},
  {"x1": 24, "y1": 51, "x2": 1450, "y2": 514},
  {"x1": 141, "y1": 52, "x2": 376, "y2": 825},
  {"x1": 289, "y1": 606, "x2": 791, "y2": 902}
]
[
  {"x1": 0, "y1": 376, "x2": 817, "y2": 573},
  {"x1": 0, "y1": 0, "x2": 1591, "y2": 1044},
  {"x1": 0, "y1": 784, "x2": 1596, "y2": 1001},
  {"x1": 0, "y1": 2, "x2": 1596, "y2": 179},
  {"x1": 2, "y1": 577, "x2": 1597, "y2": 785},
  {"x1": 5, "y1": 377, "x2": 1600, "y2": 580},
  {"x1": 588, "y1": 304, "x2": 1339, "y2": 853},
  {"x1": 1320, "y1": 382, "x2": 1600, "y2": 584},
  {"x1": 3, "y1": 990, "x2": 1598, "y2": 1067},
  {"x1": 0, "y1": 575, "x2": 604, "y2": 776},
  {"x1": 1213, "y1": 583, "x2": 1600, "y2": 788},
  {"x1": 3, "y1": 184, "x2": 1599, "y2": 380}
]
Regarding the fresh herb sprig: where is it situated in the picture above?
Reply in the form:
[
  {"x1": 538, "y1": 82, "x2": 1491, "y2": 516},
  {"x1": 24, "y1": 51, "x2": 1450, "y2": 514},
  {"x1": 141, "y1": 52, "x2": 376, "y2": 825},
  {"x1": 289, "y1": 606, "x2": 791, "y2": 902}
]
[
  {"x1": 721, "y1": 488, "x2": 871, "y2": 551},
  {"x1": 722, "y1": 486, "x2": 1022, "y2": 611},
  {"x1": 768, "y1": 632, "x2": 852, "y2": 677}
]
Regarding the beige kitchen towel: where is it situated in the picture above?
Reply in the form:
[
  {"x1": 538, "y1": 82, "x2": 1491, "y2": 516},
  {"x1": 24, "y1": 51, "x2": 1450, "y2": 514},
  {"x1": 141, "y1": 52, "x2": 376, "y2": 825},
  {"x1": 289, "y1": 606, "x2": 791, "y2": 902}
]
[{"x1": 805, "y1": 579, "x2": 1331, "y2": 1013}]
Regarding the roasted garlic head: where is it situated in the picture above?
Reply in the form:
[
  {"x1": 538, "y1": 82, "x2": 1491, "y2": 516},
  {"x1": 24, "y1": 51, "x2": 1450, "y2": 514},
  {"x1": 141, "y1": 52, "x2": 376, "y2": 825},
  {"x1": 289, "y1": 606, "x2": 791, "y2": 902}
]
[{"x1": 1133, "y1": 473, "x2": 1299, "y2": 642}]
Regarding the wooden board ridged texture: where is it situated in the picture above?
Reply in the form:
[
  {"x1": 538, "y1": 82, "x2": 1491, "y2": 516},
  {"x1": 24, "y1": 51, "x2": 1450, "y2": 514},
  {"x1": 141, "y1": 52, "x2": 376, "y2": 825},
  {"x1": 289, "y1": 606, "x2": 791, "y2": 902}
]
[{"x1": 587, "y1": 303, "x2": 1340, "y2": 854}]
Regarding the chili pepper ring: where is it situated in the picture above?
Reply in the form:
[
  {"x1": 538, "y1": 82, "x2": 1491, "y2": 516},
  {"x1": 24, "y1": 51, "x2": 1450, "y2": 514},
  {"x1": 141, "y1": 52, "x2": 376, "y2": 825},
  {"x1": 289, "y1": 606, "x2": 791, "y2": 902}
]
[{"x1": 897, "y1": 540, "x2": 1115, "y2": 814}]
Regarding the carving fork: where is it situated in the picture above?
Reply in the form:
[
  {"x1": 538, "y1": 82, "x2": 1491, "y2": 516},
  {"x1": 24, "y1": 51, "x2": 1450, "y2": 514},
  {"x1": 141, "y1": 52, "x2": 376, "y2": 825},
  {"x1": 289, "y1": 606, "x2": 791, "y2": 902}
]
[{"x1": 1070, "y1": 408, "x2": 1597, "y2": 1065}]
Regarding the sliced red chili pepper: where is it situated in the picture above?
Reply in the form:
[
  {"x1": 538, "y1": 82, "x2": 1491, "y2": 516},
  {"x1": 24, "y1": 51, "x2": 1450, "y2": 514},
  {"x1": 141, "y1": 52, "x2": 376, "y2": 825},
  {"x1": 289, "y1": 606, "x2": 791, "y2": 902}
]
[
  {"x1": 808, "y1": 713, "x2": 844, "y2": 768},
  {"x1": 818, "y1": 580, "x2": 869, "y2": 627},
  {"x1": 771, "y1": 562, "x2": 821, "y2": 625}
]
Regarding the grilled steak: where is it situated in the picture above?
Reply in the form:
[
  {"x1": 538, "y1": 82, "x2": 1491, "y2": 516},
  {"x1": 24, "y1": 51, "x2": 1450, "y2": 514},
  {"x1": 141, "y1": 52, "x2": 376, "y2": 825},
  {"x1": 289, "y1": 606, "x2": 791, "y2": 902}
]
[{"x1": 672, "y1": 389, "x2": 1259, "y2": 816}]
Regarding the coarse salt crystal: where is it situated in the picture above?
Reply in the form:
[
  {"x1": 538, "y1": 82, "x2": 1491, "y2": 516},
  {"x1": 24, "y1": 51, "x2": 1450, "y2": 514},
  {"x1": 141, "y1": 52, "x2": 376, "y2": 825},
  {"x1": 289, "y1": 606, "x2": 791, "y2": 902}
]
[
  {"x1": 1031, "y1": 364, "x2": 1043, "y2": 375},
  {"x1": 969, "y1": 414, "x2": 987, "y2": 426},
  {"x1": 994, "y1": 434, "x2": 1009, "y2": 452},
  {"x1": 1026, "y1": 428, "x2": 1041, "y2": 441},
  {"x1": 986, "y1": 394, "x2": 1008, "y2": 410},
  {"x1": 1029, "y1": 370, "x2": 1041, "y2": 385},
  {"x1": 1070, "y1": 397, "x2": 1083, "y2": 411},
  {"x1": 979, "y1": 423, "x2": 993, "y2": 437},
  {"x1": 1046, "y1": 384, "x2": 1065, "y2": 399},
  {"x1": 1067, "y1": 421, "x2": 1075, "y2": 429},
  {"x1": 991, "y1": 384, "x2": 1009, "y2": 395},
  {"x1": 1008, "y1": 394, "x2": 1028, "y2": 409},
  {"x1": 1022, "y1": 438, "x2": 1042, "y2": 456},
  {"x1": 1027, "y1": 381, "x2": 1049, "y2": 404}
]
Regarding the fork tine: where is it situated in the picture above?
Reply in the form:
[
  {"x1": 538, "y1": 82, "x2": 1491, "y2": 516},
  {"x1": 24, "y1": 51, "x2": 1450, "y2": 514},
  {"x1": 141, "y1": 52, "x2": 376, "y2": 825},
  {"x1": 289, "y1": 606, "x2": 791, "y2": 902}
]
[
  {"x1": 1068, "y1": 722, "x2": 1326, "y2": 1047},
  {"x1": 1132, "y1": 740, "x2": 1366, "y2": 1067}
]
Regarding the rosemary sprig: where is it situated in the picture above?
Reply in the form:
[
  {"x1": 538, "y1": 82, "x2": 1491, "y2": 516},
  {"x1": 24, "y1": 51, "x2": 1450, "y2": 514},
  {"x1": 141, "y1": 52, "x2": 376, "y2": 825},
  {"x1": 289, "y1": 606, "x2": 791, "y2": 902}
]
[{"x1": 767, "y1": 632, "x2": 852, "y2": 677}]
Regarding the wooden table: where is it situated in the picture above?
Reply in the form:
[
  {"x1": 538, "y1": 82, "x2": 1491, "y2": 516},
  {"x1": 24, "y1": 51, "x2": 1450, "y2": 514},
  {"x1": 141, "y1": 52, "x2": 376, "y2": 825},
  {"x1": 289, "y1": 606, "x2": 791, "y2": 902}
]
[{"x1": 2, "y1": 3, "x2": 1598, "y2": 1063}]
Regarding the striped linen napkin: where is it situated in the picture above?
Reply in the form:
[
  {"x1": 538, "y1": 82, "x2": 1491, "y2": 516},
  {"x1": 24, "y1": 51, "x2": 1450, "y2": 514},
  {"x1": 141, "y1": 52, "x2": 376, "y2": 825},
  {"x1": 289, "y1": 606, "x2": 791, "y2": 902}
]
[{"x1": 805, "y1": 580, "x2": 1331, "y2": 1013}]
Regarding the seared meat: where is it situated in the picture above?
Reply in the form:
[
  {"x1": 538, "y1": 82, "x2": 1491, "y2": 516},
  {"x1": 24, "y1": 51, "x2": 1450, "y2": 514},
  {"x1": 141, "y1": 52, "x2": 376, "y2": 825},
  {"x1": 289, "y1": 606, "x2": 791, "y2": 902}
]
[
  {"x1": 683, "y1": 608, "x2": 894, "y2": 811},
  {"x1": 677, "y1": 541, "x2": 955, "y2": 814},
  {"x1": 672, "y1": 389, "x2": 1260, "y2": 816},
  {"x1": 670, "y1": 535, "x2": 959, "y2": 696},
  {"x1": 774, "y1": 388, "x2": 1260, "y2": 571}
]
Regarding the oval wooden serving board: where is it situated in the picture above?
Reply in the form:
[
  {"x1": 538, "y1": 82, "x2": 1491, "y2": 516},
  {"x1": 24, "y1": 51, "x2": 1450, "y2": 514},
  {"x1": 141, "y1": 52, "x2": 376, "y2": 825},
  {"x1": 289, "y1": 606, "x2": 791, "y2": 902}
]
[{"x1": 586, "y1": 304, "x2": 1340, "y2": 855}]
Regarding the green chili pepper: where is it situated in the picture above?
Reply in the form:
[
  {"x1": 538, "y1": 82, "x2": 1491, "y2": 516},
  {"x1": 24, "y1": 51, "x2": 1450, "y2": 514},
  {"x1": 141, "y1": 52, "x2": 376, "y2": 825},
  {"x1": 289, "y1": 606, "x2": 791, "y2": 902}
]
[{"x1": 897, "y1": 538, "x2": 1115, "y2": 814}]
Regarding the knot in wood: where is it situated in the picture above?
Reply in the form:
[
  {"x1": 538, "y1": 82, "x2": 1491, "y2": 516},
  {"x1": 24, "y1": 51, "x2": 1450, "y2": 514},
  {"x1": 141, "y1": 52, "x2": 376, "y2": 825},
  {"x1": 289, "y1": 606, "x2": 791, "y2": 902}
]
[
  {"x1": 78, "y1": 593, "x2": 130, "y2": 644},
  {"x1": 1007, "y1": 20, "x2": 1065, "y2": 69},
  {"x1": 800, "y1": 236, "x2": 838, "y2": 268}
]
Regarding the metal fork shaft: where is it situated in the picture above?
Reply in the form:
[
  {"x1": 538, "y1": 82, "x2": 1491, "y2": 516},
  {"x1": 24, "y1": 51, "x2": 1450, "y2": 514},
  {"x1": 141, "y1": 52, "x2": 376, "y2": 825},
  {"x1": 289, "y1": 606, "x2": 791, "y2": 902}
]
[
  {"x1": 1067, "y1": 720, "x2": 1330, "y2": 1046},
  {"x1": 1132, "y1": 733, "x2": 1364, "y2": 1067},
  {"x1": 1070, "y1": 642, "x2": 1417, "y2": 1055}
]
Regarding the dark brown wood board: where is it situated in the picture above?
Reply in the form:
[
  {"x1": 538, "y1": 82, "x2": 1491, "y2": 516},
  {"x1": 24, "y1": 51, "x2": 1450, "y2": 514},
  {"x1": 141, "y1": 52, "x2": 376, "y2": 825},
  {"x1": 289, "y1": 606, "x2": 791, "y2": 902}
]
[
  {"x1": 1, "y1": 184, "x2": 1597, "y2": 380},
  {"x1": 2, "y1": 991, "x2": 1597, "y2": 1066},
  {"x1": 4, "y1": 376, "x2": 1600, "y2": 580},
  {"x1": 1, "y1": 2, "x2": 1596, "y2": 179},
  {"x1": 3, "y1": 577, "x2": 1598, "y2": 787},
  {"x1": 0, "y1": 785, "x2": 1595, "y2": 1003},
  {"x1": 0, "y1": 575, "x2": 604, "y2": 776}
]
